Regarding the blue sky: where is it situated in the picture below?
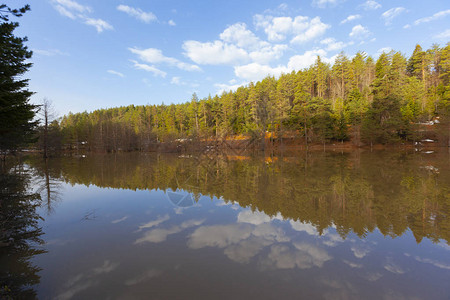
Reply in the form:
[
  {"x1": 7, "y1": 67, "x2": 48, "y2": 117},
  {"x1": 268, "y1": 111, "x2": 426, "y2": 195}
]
[{"x1": 8, "y1": 0, "x2": 450, "y2": 116}]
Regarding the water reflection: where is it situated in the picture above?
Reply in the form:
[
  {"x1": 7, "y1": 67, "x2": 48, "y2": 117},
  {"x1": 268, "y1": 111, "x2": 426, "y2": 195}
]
[
  {"x1": 13, "y1": 151, "x2": 450, "y2": 299},
  {"x1": 26, "y1": 151, "x2": 450, "y2": 244},
  {"x1": 0, "y1": 164, "x2": 45, "y2": 299}
]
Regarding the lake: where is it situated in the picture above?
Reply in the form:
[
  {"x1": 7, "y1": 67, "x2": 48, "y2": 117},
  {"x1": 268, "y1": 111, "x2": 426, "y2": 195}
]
[{"x1": 1, "y1": 150, "x2": 450, "y2": 299}]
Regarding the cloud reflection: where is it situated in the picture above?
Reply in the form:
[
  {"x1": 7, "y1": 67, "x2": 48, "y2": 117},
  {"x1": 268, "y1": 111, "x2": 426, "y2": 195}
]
[
  {"x1": 55, "y1": 260, "x2": 119, "y2": 300},
  {"x1": 259, "y1": 242, "x2": 332, "y2": 270},
  {"x1": 135, "y1": 219, "x2": 205, "y2": 244}
]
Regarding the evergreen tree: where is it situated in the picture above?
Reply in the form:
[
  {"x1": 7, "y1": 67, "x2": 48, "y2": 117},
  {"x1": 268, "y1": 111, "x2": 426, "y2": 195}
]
[{"x1": 0, "y1": 4, "x2": 37, "y2": 159}]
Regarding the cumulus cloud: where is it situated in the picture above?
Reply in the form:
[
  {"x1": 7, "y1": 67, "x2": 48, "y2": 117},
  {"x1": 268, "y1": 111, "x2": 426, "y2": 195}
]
[
  {"x1": 214, "y1": 81, "x2": 248, "y2": 94},
  {"x1": 51, "y1": 0, "x2": 112, "y2": 33},
  {"x1": 234, "y1": 63, "x2": 289, "y2": 82},
  {"x1": 183, "y1": 23, "x2": 287, "y2": 66},
  {"x1": 117, "y1": 5, "x2": 157, "y2": 23},
  {"x1": 287, "y1": 49, "x2": 327, "y2": 70},
  {"x1": 183, "y1": 40, "x2": 249, "y2": 65},
  {"x1": 381, "y1": 7, "x2": 406, "y2": 25},
  {"x1": 168, "y1": 20, "x2": 176, "y2": 26},
  {"x1": 360, "y1": 0, "x2": 381, "y2": 10},
  {"x1": 340, "y1": 14, "x2": 361, "y2": 24},
  {"x1": 130, "y1": 47, "x2": 201, "y2": 72},
  {"x1": 320, "y1": 38, "x2": 353, "y2": 51},
  {"x1": 254, "y1": 14, "x2": 330, "y2": 44},
  {"x1": 349, "y1": 24, "x2": 371, "y2": 39}
]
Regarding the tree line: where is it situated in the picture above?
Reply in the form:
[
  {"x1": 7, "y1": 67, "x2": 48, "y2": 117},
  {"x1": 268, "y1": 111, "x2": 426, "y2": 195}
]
[{"x1": 50, "y1": 43, "x2": 450, "y2": 152}]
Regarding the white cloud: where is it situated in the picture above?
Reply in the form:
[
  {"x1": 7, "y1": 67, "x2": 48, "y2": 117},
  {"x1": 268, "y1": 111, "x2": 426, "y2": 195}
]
[
  {"x1": 168, "y1": 20, "x2": 176, "y2": 26},
  {"x1": 183, "y1": 23, "x2": 288, "y2": 66},
  {"x1": 414, "y1": 9, "x2": 450, "y2": 25},
  {"x1": 54, "y1": 5, "x2": 76, "y2": 19},
  {"x1": 376, "y1": 47, "x2": 392, "y2": 56},
  {"x1": 214, "y1": 82, "x2": 248, "y2": 94},
  {"x1": 254, "y1": 14, "x2": 330, "y2": 44},
  {"x1": 171, "y1": 77, "x2": 181, "y2": 85},
  {"x1": 291, "y1": 17, "x2": 330, "y2": 44},
  {"x1": 52, "y1": 0, "x2": 91, "y2": 14},
  {"x1": 83, "y1": 17, "x2": 113, "y2": 33},
  {"x1": 33, "y1": 49, "x2": 69, "y2": 56},
  {"x1": 107, "y1": 70, "x2": 124, "y2": 78},
  {"x1": 340, "y1": 14, "x2": 361, "y2": 24},
  {"x1": 312, "y1": 0, "x2": 343, "y2": 8},
  {"x1": 349, "y1": 24, "x2": 371, "y2": 39},
  {"x1": 320, "y1": 38, "x2": 353, "y2": 51},
  {"x1": 51, "y1": 0, "x2": 112, "y2": 33},
  {"x1": 287, "y1": 49, "x2": 327, "y2": 70},
  {"x1": 360, "y1": 0, "x2": 381, "y2": 10},
  {"x1": 117, "y1": 5, "x2": 157, "y2": 23},
  {"x1": 381, "y1": 7, "x2": 406, "y2": 25},
  {"x1": 220, "y1": 23, "x2": 263, "y2": 51},
  {"x1": 183, "y1": 40, "x2": 249, "y2": 65},
  {"x1": 130, "y1": 47, "x2": 201, "y2": 72},
  {"x1": 131, "y1": 60, "x2": 167, "y2": 77},
  {"x1": 434, "y1": 29, "x2": 450, "y2": 39},
  {"x1": 403, "y1": 24, "x2": 411, "y2": 29},
  {"x1": 234, "y1": 63, "x2": 289, "y2": 82}
]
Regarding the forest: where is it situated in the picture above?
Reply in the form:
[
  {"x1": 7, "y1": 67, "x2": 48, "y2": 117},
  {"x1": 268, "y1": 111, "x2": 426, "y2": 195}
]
[{"x1": 44, "y1": 43, "x2": 450, "y2": 152}]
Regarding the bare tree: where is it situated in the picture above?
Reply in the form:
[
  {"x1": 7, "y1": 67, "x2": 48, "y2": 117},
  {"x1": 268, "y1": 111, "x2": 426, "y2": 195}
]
[{"x1": 40, "y1": 98, "x2": 56, "y2": 158}]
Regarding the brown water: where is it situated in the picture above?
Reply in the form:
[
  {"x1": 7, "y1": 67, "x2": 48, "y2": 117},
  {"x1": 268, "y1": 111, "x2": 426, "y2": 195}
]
[{"x1": 1, "y1": 150, "x2": 450, "y2": 299}]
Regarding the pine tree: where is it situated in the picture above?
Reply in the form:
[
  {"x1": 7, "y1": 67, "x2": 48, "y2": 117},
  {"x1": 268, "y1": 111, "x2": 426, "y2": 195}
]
[{"x1": 0, "y1": 4, "x2": 37, "y2": 159}]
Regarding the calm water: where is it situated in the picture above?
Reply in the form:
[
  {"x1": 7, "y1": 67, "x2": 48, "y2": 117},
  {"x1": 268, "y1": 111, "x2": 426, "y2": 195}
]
[{"x1": 1, "y1": 150, "x2": 450, "y2": 299}]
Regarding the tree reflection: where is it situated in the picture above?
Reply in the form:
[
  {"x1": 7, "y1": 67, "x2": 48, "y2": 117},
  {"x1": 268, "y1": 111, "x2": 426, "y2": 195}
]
[
  {"x1": 25, "y1": 151, "x2": 450, "y2": 244},
  {"x1": 0, "y1": 164, "x2": 46, "y2": 299}
]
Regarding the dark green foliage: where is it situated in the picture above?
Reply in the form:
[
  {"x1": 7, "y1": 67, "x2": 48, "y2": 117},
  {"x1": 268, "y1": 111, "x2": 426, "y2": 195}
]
[
  {"x1": 362, "y1": 95, "x2": 410, "y2": 144},
  {"x1": 0, "y1": 5, "x2": 37, "y2": 157},
  {"x1": 0, "y1": 166, "x2": 45, "y2": 299},
  {"x1": 55, "y1": 43, "x2": 450, "y2": 149}
]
